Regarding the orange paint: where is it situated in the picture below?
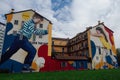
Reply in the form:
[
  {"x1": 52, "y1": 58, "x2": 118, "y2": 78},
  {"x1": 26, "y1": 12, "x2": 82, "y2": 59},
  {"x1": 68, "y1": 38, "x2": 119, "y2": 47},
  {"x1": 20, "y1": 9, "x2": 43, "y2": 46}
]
[
  {"x1": 111, "y1": 36, "x2": 116, "y2": 55},
  {"x1": 107, "y1": 64, "x2": 114, "y2": 69},
  {"x1": 95, "y1": 61, "x2": 104, "y2": 69},
  {"x1": 31, "y1": 62, "x2": 38, "y2": 70},
  {"x1": 6, "y1": 14, "x2": 13, "y2": 22}
]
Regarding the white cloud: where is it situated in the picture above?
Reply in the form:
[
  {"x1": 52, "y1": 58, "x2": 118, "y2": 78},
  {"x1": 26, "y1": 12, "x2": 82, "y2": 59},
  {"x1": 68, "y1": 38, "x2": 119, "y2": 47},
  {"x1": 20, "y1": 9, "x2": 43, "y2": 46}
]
[
  {"x1": 71, "y1": 0, "x2": 120, "y2": 48},
  {"x1": 0, "y1": 0, "x2": 120, "y2": 48}
]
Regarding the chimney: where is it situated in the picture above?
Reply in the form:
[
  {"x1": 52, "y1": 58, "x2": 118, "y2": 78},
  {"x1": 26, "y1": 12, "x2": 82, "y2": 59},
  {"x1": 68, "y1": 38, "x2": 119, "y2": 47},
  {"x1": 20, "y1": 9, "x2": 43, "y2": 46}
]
[
  {"x1": 11, "y1": 9, "x2": 14, "y2": 13},
  {"x1": 98, "y1": 20, "x2": 101, "y2": 25},
  {"x1": 98, "y1": 20, "x2": 104, "y2": 25}
]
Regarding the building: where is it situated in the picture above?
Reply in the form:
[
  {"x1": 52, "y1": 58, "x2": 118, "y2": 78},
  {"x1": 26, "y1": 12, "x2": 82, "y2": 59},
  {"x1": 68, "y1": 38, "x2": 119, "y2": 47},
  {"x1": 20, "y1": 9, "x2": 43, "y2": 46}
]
[
  {"x1": 0, "y1": 9, "x2": 52, "y2": 72},
  {"x1": 51, "y1": 22, "x2": 118, "y2": 70},
  {"x1": 52, "y1": 37, "x2": 69, "y2": 59},
  {"x1": 51, "y1": 30, "x2": 91, "y2": 70},
  {"x1": 0, "y1": 9, "x2": 118, "y2": 73},
  {"x1": 0, "y1": 22, "x2": 6, "y2": 59}
]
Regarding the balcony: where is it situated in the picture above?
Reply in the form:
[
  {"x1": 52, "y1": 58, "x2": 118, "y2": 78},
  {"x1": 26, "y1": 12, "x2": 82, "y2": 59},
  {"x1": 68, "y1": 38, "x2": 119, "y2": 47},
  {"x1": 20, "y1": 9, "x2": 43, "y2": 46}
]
[{"x1": 53, "y1": 53, "x2": 88, "y2": 60}]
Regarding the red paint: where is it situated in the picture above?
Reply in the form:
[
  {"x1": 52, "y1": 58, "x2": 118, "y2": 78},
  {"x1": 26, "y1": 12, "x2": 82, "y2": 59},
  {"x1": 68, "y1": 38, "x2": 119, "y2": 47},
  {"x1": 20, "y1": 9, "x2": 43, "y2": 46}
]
[
  {"x1": 38, "y1": 44, "x2": 48, "y2": 57},
  {"x1": 104, "y1": 26, "x2": 114, "y2": 45},
  {"x1": 38, "y1": 44, "x2": 75, "y2": 72}
]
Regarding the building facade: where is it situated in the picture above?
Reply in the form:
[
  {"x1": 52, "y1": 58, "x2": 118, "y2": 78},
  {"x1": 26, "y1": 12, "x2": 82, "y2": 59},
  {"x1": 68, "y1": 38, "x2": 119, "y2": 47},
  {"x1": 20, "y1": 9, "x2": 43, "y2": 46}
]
[
  {"x1": 0, "y1": 9, "x2": 117, "y2": 73},
  {"x1": 52, "y1": 30, "x2": 91, "y2": 70},
  {"x1": 90, "y1": 23, "x2": 117, "y2": 69},
  {"x1": 0, "y1": 9, "x2": 52, "y2": 72},
  {"x1": 0, "y1": 22, "x2": 6, "y2": 60},
  {"x1": 51, "y1": 22, "x2": 118, "y2": 70}
]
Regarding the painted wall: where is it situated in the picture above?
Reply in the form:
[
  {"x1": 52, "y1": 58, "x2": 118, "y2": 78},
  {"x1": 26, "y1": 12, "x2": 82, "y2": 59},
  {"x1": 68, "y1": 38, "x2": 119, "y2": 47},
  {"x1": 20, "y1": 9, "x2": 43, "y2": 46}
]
[
  {"x1": 0, "y1": 10, "x2": 52, "y2": 72},
  {"x1": 0, "y1": 23, "x2": 6, "y2": 59},
  {"x1": 90, "y1": 24, "x2": 118, "y2": 69}
]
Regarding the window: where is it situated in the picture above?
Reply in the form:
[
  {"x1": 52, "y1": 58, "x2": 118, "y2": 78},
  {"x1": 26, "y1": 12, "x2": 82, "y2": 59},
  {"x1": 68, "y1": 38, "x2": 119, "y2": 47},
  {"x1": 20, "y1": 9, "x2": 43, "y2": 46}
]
[
  {"x1": 79, "y1": 62, "x2": 84, "y2": 67},
  {"x1": 98, "y1": 47, "x2": 101, "y2": 55},
  {"x1": 39, "y1": 24, "x2": 43, "y2": 28},
  {"x1": 71, "y1": 47, "x2": 73, "y2": 51},
  {"x1": 85, "y1": 41, "x2": 88, "y2": 47},
  {"x1": 39, "y1": 35, "x2": 42, "y2": 38},
  {"x1": 110, "y1": 49, "x2": 112, "y2": 55},
  {"x1": 76, "y1": 52, "x2": 78, "y2": 56},
  {"x1": 61, "y1": 62, "x2": 67, "y2": 67},
  {"x1": 82, "y1": 52, "x2": 84, "y2": 56},
  {"x1": 81, "y1": 43, "x2": 83, "y2": 47},
  {"x1": 14, "y1": 20, "x2": 19, "y2": 25},
  {"x1": 13, "y1": 30, "x2": 17, "y2": 35},
  {"x1": 33, "y1": 34, "x2": 36, "y2": 41},
  {"x1": 86, "y1": 50, "x2": 89, "y2": 57},
  {"x1": 96, "y1": 56, "x2": 99, "y2": 60},
  {"x1": 83, "y1": 33, "x2": 87, "y2": 39},
  {"x1": 21, "y1": 21, "x2": 24, "y2": 26},
  {"x1": 79, "y1": 36, "x2": 81, "y2": 39},
  {"x1": 62, "y1": 48, "x2": 64, "y2": 53},
  {"x1": 52, "y1": 41, "x2": 54, "y2": 45}
]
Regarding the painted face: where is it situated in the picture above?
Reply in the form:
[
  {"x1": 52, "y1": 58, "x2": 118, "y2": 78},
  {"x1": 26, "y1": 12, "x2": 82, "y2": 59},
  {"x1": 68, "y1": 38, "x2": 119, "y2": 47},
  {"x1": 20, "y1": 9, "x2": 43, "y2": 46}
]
[
  {"x1": 96, "y1": 30, "x2": 101, "y2": 34},
  {"x1": 33, "y1": 17, "x2": 41, "y2": 23}
]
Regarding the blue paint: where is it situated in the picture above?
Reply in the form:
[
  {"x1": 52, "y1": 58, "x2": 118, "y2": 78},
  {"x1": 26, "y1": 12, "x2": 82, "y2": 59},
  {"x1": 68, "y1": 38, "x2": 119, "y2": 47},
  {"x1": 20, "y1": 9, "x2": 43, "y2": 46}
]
[
  {"x1": 71, "y1": 60, "x2": 88, "y2": 69},
  {"x1": 106, "y1": 56, "x2": 112, "y2": 65},
  {"x1": 106, "y1": 55, "x2": 117, "y2": 66},
  {"x1": 2, "y1": 22, "x2": 15, "y2": 54},
  {"x1": 0, "y1": 59, "x2": 13, "y2": 72},
  {"x1": 0, "y1": 59, "x2": 23, "y2": 72},
  {"x1": 90, "y1": 40, "x2": 96, "y2": 58}
]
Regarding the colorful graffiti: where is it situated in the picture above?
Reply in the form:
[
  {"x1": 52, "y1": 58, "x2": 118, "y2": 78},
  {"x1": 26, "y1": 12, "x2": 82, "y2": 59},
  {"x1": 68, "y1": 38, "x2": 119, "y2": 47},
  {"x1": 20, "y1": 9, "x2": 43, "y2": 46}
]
[
  {"x1": 0, "y1": 10, "x2": 51, "y2": 72},
  {"x1": 90, "y1": 24, "x2": 118, "y2": 69}
]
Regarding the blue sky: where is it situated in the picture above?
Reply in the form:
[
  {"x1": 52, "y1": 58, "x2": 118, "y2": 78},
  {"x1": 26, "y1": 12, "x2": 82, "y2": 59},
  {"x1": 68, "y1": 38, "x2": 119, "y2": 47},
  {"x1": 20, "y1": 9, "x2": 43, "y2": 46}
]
[
  {"x1": 52, "y1": 0, "x2": 72, "y2": 21},
  {"x1": 0, "y1": 0, "x2": 120, "y2": 48}
]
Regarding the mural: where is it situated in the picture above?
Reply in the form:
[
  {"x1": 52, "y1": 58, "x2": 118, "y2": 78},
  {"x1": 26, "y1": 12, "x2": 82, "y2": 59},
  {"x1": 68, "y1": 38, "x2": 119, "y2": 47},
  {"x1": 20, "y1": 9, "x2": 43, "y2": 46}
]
[
  {"x1": 0, "y1": 10, "x2": 52, "y2": 72},
  {"x1": 90, "y1": 24, "x2": 118, "y2": 69},
  {"x1": 0, "y1": 23, "x2": 6, "y2": 59}
]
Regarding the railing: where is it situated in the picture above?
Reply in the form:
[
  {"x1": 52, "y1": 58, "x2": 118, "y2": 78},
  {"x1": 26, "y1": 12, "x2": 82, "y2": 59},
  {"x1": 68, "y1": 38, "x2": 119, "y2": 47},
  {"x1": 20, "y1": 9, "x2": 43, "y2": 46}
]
[{"x1": 54, "y1": 54, "x2": 88, "y2": 60}]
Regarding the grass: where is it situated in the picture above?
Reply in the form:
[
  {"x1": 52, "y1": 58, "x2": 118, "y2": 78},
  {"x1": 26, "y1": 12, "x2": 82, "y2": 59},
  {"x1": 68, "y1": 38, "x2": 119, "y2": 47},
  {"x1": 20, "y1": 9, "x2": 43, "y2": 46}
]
[{"x1": 0, "y1": 69, "x2": 120, "y2": 80}]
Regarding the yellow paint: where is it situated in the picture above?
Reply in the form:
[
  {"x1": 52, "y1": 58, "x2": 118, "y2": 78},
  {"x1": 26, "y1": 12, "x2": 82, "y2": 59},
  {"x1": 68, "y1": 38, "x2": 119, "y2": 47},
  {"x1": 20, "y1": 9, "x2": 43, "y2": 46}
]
[
  {"x1": 6, "y1": 14, "x2": 13, "y2": 22},
  {"x1": 22, "y1": 11, "x2": 34, "y2": 21},
  {"x1": 99, "y1": 36, "x2": 111, "y2": 49},
  {"x1": 87, "y1": 30, "x2": 92, "y2": 58},
  {"x1": 111, "y1": 36, "x2": 116, "y2": 55},
  {"x1": 108, "y1": 64, "x2": 114, "y2": 69},
  {"x1": 95, "y1": 60, "x2": 114, "y2": 69},
  {"x1": 112, "y1": 45, "x2": 116, "y2": 55},
  {"x1": 31, "y1": 61, "x2": 38, "y2": 70},
  {"x1": 95, "y1": 61, "x2": 104, "y2": 69},
  {"x1": 48, "y1": 23, "x2": 52, "y2": 56},
  {"x1": 68, "y1": 61, "x2": 74, "y2": 64}
]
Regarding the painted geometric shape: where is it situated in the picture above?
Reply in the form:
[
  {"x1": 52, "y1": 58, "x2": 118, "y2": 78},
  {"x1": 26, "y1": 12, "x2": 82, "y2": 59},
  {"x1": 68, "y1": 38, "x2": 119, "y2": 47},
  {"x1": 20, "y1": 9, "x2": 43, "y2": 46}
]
[
  {"x1": 0, "y1": 59, "x2": 23, "y2": 72},
  {"x1": 38, "y1": 44, "x2": 48, "y2": 57},
  {"x1": 68, "y1": 61, "x2": 74, "y2": 64},
  {"x1": 22, "y1": 12, "x2": 32, "y2": 21},
  {"x1": 90, "y1": 40, "x2": 96, "y2": 58},
  {"x1": 6, "y1": 14, "x2": 13, "y2": 22},
  {"x1": 6, "y1": 22, "x2": 13, "y2": 31},
  {"x1": 31, "y1": 61, "x2": 37, "y2": 70},
  {"x1": 111, "y1": 45, "x2": 116, "y2": 55}
]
